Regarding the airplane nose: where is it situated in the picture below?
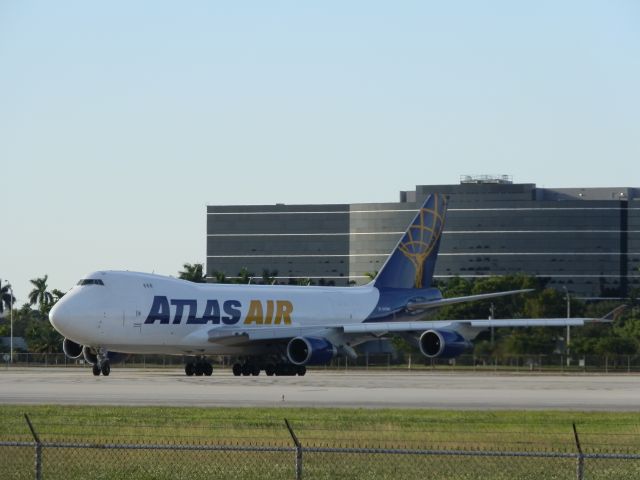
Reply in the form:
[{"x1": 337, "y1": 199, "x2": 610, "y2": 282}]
[{"x1": 49, "y1": 297, "x2": 73, "y2": 334}]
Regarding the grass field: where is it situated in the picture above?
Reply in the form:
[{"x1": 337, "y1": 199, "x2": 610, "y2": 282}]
[
  {"x1": 2, "y1": 406, "x2": 640, "y2": 479},
  {"x1": 2, "y1": 405, "x2": 640, "y2": 451}
]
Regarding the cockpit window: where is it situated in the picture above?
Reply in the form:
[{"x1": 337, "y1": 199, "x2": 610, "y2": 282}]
[{"x1": 77, "y1": 279, "x2": 105, "y2": 286}]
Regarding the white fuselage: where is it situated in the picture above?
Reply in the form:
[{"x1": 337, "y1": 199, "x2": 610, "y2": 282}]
[{"x1": 50, "y1": 271, "x2": 380, "y2": 355}]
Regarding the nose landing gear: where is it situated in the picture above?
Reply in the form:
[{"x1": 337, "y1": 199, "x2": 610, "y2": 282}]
[{"x1": 92, "y1": 350, "x2": 111, "y2": 376}]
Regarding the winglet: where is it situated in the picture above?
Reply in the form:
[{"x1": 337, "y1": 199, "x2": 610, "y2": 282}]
[
  {"x1": 374, "y1": 193, "x2": 447, "y2": 290},
  {"x1": 600, "y1": 305, "x2": 627, "y2": 323}
]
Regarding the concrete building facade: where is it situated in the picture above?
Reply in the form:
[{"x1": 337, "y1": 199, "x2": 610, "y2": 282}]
[{"x1": 207, "y1": 178, "x2": 640, "y2": 298}]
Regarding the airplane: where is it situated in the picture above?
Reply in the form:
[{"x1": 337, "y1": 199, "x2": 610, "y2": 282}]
[{"x1": 49, "y1": 193, "x2": 619, "y2": 377}]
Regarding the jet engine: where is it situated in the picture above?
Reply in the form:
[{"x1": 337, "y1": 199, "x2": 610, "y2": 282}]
[
  {"x1": 287, "y1": 337, "x2": 337, "y2": 365},
  {"x1": 419, "y1": 330, "x2": 471, "y2": 359},
  {"x1": 62, "y1": 338, "x2": 83, "y2": 359}
]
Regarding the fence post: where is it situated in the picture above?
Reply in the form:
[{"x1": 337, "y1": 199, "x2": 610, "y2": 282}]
[
  {"x1": 24, "y1": 413, "x2": 42, "y2": 480},
  {"x1": 573, "y1": 422, "x2": 584, "y2": 480},
  {"x1": 285, "y1": 419, "x2": 302, "y2": 480}
]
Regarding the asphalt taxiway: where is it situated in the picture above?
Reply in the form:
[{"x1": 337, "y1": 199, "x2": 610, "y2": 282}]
[{"x1": 1, "y1": 368, "x2": 638, "y2": 410}]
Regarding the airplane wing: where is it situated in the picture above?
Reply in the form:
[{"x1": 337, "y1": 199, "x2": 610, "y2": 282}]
[
  {"x1": 343, "y1": 305, "x2": 624, "y2": 335},
  {"x1": 407, "y1": 289, "x2": 534, "y2": 311},
  {"x1": 343, "y1": 317, "x2": 601, "y2": 334},
  {"x1": 206, "y1": 305, "x2": 624, "y2": 344}
]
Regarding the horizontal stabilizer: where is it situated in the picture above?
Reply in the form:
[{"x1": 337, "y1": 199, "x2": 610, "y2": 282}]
[{"x1": 407, "y1": 289, "x2": 534, "y2": 311}]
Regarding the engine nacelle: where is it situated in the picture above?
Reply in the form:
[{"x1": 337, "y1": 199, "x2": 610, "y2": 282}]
[
  {"x1": 419, "y1": 330, "x2": 471, "y2": 359},
  {"x1": 287, "y1": 337, "x2": 337, "y2": 366},
  {"x1": 62, "y1": 338, "x2": 83, "y2": 359}
]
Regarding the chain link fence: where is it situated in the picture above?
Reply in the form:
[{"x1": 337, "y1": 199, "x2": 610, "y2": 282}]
[
  {"x1": 2, "y1": 415, "x2": 640, "y2": 480},
  {"x1": 4, "y1": 352, "x2": 640, "y2": 373}
]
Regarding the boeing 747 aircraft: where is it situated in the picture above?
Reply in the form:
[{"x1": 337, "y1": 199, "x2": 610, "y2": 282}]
[{"x1": 49, "y1": 194, "x2": 617, "y2": 376}]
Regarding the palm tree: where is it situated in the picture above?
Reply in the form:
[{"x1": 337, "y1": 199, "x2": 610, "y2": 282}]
[
  {"x1": 178, "y1": 263, "x2": 206, "y2": 283},
  {"x1": 26, "y1": 322, "x2": 62, "y2": 353},
  {"x1": 210, "y1": 270, "x2": 229, "y2": 284},
  {"x1": 51, "y1": 289, "x2": 66, "y2": 302},
  {"x1": 236, "y1": 267, "x2": 254, "y2": 284},
  {"x1": 0, "y1": 280, "x2": 16, "y2": 316},
  {"x1": 261, "y1": 269, "x2": 278, "y2": 285},
  {"x1": 28, "y1": 275, "x2": 54, "y2": 315}
]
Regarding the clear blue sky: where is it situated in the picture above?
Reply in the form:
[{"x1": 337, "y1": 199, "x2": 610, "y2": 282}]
[{"x1": 1, "y1": 1, "x2": 638, "y2": 305}]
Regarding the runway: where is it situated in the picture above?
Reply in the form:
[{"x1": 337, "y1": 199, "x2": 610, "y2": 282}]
[{"x1": 1, "y1": 368, "x2": 638, "y2": 410}]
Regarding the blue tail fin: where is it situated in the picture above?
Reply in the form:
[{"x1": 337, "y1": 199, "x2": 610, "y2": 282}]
[{"x1": 374, "y1": 193, "x2": 447, "y2": 289}]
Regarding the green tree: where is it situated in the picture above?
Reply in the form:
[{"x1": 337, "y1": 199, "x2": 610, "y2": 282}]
[
  {"x1": 178, "y1": 263, "x2": 206, "y2": 283},
  {"x1": 500, "y1": 328, "x2": 557, "y2": 355},
  {"x1": 0, "y1": 280, "x2": 16, "y2": 316},
  {"x1": 210, "y1": 270, "x2": 229, "y2": 284},
  {"x1": 236, "y1": 267, "x2": 254, "y2": 284},
  {"x1": 593, "y1": 335, "x2": 637, "y2": 355},
  {"x1": 25, "y1": 321, "x2": 63, "y2": 353},
  {"x1": 261, "y1": 269, "x2": 278, "y2": 285},
  {"x1": 364, "y1": 271, "x2": 378, "y2": 281},
  {"x1": 523, "y1": 288, "x2": 565, "y2": 318},
  {"x1": 28, "y1": 275, "x2": 54, "y2": 315},
  {"x1": 51, "y1": 289, "x2": 66, "y2": 302}
]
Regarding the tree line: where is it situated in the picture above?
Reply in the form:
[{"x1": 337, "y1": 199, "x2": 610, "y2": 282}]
[
  {"x1": 0, "y1": 275, "x2": 66, "y2": 353},
  {"x1": 1, "y1": 265, "x2": 637, "y2": 356}
]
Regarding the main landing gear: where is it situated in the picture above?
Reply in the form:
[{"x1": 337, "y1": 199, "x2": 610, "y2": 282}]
[
  {"x1": 232, "y1": 362, "x2": 306, "y2": 377},
  {"x1": 184, "y1": 359, "x2": 213, "y2": 376}
]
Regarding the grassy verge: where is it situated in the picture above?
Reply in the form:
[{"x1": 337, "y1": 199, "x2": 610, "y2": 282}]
[
  {"x1": 1, "y1": 405, "x2": 639, "y2": 452},
  {"x1": 2, "y1": 406, "x2": 640, "y2": 479}
]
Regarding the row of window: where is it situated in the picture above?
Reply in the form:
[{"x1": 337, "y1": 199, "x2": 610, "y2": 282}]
[{"x1": 77, "y1": 279, "x2": 104, "y2": 286}]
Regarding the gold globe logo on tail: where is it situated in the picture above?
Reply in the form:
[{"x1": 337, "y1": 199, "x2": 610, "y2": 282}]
[{"x1": 397, "y1": 194, "x2": 447, "y2": 288}]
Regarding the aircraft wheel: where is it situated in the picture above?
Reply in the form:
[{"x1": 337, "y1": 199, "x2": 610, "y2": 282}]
[
  {"x1": 203, "y1": 363, "x2": 213, "y2": 376},
  {"x1": 194, "y1": 363, "x2": 204, "y2": 376},
  {"x1": 185, "y1": 363, "x2": 194, "y2": 376},
  {"x1": 101, "y1": 361, "x2": 111, "y2": 377},
  {"x1": 92, "y1": 364, "x2": 101, "y2": 376},
  {"x1": 241, "y1": 364, "x2": 251, "y2": 376},
  {"x1": 232, "y1": 363, "x2": 242, "y2": 376},
  {"x1": 296, "y1": 365, "x2": 306, "y2": 376},
  {"x1": 265, "y1": 364, "x2": 276, "y2": 376},
  {"x1": 251, "y1": 365, "x2": 260, "y2": 376}
]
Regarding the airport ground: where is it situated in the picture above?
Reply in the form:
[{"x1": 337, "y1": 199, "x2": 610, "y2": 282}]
[
  {"x1": 1, "y1": 367, "x2": 640, "y2": 410},
  {"x1": 3, "y1": 369, "x2": 640, "y2": 478}
]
